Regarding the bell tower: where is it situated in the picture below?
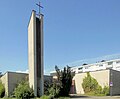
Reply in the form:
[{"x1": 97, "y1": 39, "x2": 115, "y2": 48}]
[{"x1": 28, "y1": 10, "x2": 44, "y2": 96}]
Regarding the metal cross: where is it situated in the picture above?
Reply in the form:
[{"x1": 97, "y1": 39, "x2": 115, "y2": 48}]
[{"x1": 36, "y1": 2, "x2": 43, "y2": 16}]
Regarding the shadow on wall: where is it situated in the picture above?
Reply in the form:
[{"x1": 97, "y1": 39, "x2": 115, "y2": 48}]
[{"x1": 70, "y1": 80, "x2": 76, "y2": 94}]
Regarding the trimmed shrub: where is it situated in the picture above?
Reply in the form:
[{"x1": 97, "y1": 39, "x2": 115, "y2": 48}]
[
  {"x1": 0, "y1": 81, "x2": 5, "y2": 98},
  {"x1": 14, "y1": 81, "x2": 34, "y2": 98}
]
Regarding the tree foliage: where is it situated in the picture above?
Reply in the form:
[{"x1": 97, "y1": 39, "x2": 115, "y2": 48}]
[
  {"x1": 0, "y1": 81, "x2": 5, "y2": 98},
  {"x1": 55, "y1": 65, "x2": 74, "y2": 96},
  {"x1": 82, "y1": 72, "x2": 101, "y2": 93},
  {"x1": 48, "y1": 82, "x2": 60, "y2": 98},
  {"x1": 14, "y1": 81, "x2": 34, "y2": 98},
  {"x1": 44, "y1": 79, "x2": 60, "y2": 98},
  {"x1": 44, "y1": 80, "x2": 50, "y2": 95}
]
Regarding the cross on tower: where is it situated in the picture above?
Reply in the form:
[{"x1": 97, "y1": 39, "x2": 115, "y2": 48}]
[{"x1": 36, "y1": 2, "x2": 43, "y2": 16}]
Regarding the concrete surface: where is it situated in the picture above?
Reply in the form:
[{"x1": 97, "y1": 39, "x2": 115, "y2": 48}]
[{"x1": 70, "y1": 96, "x2": 120, "y2": 99}]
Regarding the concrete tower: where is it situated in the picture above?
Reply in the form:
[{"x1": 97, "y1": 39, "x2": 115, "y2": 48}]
[{"x1": 28, "y1": 10, "x2": 44, "y2": 96}]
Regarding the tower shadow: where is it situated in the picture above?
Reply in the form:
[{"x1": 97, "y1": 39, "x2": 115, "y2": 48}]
[{"x1": 70, "y1": 95, "x2": 90, "y2": 98}]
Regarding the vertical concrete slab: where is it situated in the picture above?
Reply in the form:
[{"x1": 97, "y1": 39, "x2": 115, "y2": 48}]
[
  {"x1": 28, "y1": 10, "x2": 44, "y2": 96},
  {"x1": 28, "y1": 10, "x2": 37, "y2": 96}
]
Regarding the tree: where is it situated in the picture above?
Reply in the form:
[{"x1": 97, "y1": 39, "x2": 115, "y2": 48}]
[
  {"x1": 55, "y1": 65, "x2": 75, "y2": 96},
  {"x1": 82, "y1": 72, "x2": 102, "y2": 95}
]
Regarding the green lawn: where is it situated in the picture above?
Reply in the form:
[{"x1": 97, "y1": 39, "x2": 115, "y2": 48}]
[{"x1": 0, "y1": 98, "x2": 16, "y2": 99}]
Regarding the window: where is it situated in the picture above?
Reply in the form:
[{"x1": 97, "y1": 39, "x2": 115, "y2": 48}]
[
  {"x1": 78, "y1": 71, "x2": 82, "y2": 73},
  {"x1": 116, "y1": 61, "x2": 120, "y2": 64},
  {"x1": 99, "y1": 64, "x2": 103, "y2": 67},
  {"x1": 85, "y1": 66, "x2": 89, "y2": 69},
  {"x1": 116, "y1": 66, "x2": 120, "y2": 68},
  {"x1": 108, "y1": 62, "x2": 113, "y2": 65},
  {"x1": 78, "y1": 67, "x2": 83, "y2": 70}
]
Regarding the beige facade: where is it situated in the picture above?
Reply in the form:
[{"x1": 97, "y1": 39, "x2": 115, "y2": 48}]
[
  {"x1": 73, "y1": 70, "x2": 109, "y2": 94},
  {"x1": 0, "y1": 72, "x2": 8, "y2": 96},
  {"x1": 73, "y1": 69, "x2": 120, "y2": 95},
  {"x1": 0, "y1": 72, "x2": 28, "y2": 96}
]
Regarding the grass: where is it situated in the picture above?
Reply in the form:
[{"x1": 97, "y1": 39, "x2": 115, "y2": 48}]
[
  {"x1": 85, "y1": 92, "x2": 106, "y2": 96},
  {"x1": 38, "y1": 95, "x2": 70, "y2": 99},
  {"x1": 0, "y1": 96, "x2": 70, "y2": 99},
  {"x1": 39, "y1": 95, "x2": 50, "y2": 99},
  {"x1": 0, "y1": 98, "x2": 16, "y2": 99},
  {"x1": 59, "y1": 97, "x2": 70, "y2": 99}
]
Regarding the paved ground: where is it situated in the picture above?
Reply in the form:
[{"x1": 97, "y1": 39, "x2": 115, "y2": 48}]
[{"x1": 70, "y1": 95, "x2": 120, "y2": 99}]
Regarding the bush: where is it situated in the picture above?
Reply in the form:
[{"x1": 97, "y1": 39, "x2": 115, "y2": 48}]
[
  {"x1": 14, "y1": 81, "x2": 34, "y2": 98},
  {"x1": 102, "y1": 86, "x2": 109, "y2": 95},
  {"x1": 44, "y1": 79, "x2": 53, "y2": 95},
  {"x1": 40, "y1": 95, "x2": 50, "y2": 99},
  {"x1": 44, "y1": 80, "x2": 50, "y2": 95},
  {"x1": 44, "y1": 78, "x2": 60, "y2": 98},
  {"x1": 48, "y1": 82, "x2": 60, "y2": 98},
  {"x1": 0, "y1": 81, "x2": 5, "y2": 98}
]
